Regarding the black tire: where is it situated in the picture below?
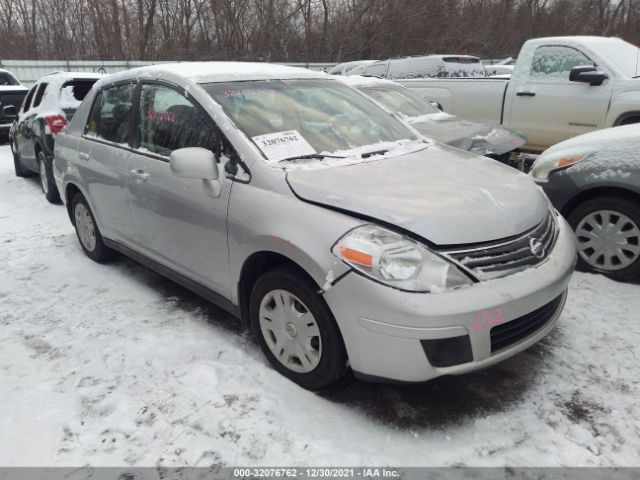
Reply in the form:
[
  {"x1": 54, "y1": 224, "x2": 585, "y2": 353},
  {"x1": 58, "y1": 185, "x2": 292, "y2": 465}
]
[
  {"x1": 568, "y1": 195, "x2": 640, "y2": 281},
  {"x1": 619, "y1": 117, "x2": 640, "y2": 126},
  {"x1": 71, "y1": 193, "x2": 113, "y2": 263},
  {"x1": 250, "y1": 267, "x2": 348, "y2": 390},
  {"x1": 11, "y1": 140, "x2": 35, "y2": 178},
  {"x1": 38, "y1": 151, "x2": 61, "y2": 203}
]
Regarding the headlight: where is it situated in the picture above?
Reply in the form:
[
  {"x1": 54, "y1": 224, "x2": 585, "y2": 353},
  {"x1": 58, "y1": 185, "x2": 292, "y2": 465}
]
[
  {"x1": 530, "y1": 150, "x2": 590, "y2": 182},
  {"x1": 332, "y1": 225, "x2": 472, "y2": 292}
]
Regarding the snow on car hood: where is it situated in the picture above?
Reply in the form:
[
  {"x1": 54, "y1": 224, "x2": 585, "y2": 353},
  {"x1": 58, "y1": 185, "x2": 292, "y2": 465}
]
[
  {"x1": 408, "y1": 113, "x2": 526, "y2": 155},
  {"x1": 286, "y1": 143, "x2": 548, "y2": 245}
]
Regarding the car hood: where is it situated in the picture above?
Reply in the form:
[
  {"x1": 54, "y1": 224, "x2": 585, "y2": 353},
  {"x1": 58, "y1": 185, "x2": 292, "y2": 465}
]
[
  {"x1": 286, "y1": 144, "x2": 548, "y2": 245},
  {"x1": 409, "y1": 114, "x2": 526, "y2": 156}
]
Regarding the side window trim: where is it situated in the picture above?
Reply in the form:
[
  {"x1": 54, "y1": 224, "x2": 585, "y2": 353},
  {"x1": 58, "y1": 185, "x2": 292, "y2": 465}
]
[{"x1": 82, "y1": 80, "x2": 138, "y2": 149}]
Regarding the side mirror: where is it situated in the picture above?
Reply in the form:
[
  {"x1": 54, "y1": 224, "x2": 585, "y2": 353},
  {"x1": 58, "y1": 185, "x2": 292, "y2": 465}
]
[
  {"x1": 169, "y1": 147, "x2": 218, "y2": 180},
  {"x1": 569, "y1": 66, "x2": 607, "y2": 86},
  {"x1": 2, "y1": 105, "x2": 17, "y2": 118},
  {"x1": 429, "y1": 101, "x2": 443, "y2": 111}
]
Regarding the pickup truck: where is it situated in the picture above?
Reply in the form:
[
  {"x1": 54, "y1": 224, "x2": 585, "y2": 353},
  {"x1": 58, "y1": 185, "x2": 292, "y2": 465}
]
[
  {"x1": 396, "y1": 36, "x2": 640, "y2": 152},
  {"x1": 0, "y1": 69, "x2": 28, "y2": 142}
]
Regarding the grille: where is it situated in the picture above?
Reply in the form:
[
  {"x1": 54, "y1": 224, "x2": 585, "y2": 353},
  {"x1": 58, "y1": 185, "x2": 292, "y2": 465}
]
[
  {"x1": 442, "y1": 211, "x2": 558, "y2": 280},
  {"x1": 490, "y1": 294, "x2": 563, "y2": 353}
]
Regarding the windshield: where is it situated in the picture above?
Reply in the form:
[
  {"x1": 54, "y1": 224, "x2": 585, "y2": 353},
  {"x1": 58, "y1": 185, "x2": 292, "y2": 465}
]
[
  {"x1": 589, "y1": 38, "x2": 640, "y2": 77},
  {"x1": 0, "y1": 72, "x2": 20, "y2": 86},
  {"x1": 202, "y1": 79, "x2": 416, "y2": 162},
  {"x1": 359, "y1": 83, "x2": 440, "y2": 118}
]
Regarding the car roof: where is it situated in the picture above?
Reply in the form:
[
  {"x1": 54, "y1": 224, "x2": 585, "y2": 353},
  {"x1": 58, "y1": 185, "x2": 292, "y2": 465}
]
[
  {"x1": 525, "y1": 35, "x2": 627, "y2": 48},
  {"x1": 40, "y1": 71, "x2": 103, "y2": 81},
  {"x1": 96, "y1": 62, "x2": 328, "y2": 89},
  {"x1": 387, "y1": 54, "x2": 480, "y2": 61},
  {"x1": 336, "y1": 74, "x2": 396, "y2": 88}
]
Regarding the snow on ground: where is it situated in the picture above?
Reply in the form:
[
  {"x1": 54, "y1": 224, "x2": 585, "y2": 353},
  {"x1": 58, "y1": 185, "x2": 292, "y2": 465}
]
[{"x1": 0, "y1": 143, "x2": 639, "y2": 467}]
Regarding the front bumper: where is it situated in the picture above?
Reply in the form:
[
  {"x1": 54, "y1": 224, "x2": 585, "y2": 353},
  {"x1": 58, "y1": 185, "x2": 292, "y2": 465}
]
[{"x1": 323, "y1": 215, "x2": 577, "y2": 383}]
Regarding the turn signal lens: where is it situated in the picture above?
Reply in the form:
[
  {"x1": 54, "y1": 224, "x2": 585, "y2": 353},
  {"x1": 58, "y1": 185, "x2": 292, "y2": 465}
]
[
  {"x1": 557, "y1": 155, "x2": 585, "y2": 168},
  {"x1": 530, "y1": 151, "x2": 590, "y2": 182},
  {"x1": 339, "y1": 247, "x2": 373, "y2": 267}
]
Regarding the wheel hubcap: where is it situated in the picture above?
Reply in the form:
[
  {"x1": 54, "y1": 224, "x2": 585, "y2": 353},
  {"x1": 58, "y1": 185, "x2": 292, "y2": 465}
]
[
  {"x1": 39, "y1": 157, "x2": 48, "y2": 194},
  {"x1": 259, "y1": 289, "x2": 322, "y2": 374},
  {"x1": 74, "y1": 203, "x2": 97, "y2": 252},
  {"x1": 575, "y1": 209, "x2": 640, "y2": 271}
]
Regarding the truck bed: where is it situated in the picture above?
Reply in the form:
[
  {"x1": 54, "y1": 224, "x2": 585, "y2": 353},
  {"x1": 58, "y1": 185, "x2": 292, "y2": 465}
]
[{"x1": 396, "y1": 78, "x2": 509, "y2": 125}]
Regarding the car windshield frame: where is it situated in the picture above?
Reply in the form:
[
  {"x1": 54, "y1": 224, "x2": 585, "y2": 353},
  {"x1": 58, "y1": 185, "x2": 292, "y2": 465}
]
[
  {"x1": 588, "y1": 38, "x2": 640, "y2": 78},
  {"x1": 201, "y1": 79, "x2": 417, "y2": 164},
  {"x1": 359, "y1": 83, "x2": 442, "y2": 119}
]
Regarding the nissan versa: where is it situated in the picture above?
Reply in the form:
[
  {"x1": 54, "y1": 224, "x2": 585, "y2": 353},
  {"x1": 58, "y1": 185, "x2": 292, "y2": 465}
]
[{"x1": 54, "y1": 63, "x2": 577, "y2": 389}]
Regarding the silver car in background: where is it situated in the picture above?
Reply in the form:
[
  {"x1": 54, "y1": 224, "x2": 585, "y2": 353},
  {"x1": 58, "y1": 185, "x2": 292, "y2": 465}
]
[
  {"x1": 339, "y1": 75, "x2": 527, "y2": 163},
  {"x1": 54, "y1": 63, "x2": 576, "y2": 389}
]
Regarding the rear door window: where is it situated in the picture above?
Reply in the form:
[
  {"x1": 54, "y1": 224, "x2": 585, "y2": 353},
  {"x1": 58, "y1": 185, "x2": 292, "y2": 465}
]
[
  {"x1": 22, "y1": 85, "x2": 37, "y2": 113},
  {"x1": 84, "y1": 83, "x2": 136, "y2": 145},
  {"x1": 137, "y1": 83, "x2": 218, "y2": 157},
  {"x1": 32, "y1": 83, "x2": 48, "y2": 108}
]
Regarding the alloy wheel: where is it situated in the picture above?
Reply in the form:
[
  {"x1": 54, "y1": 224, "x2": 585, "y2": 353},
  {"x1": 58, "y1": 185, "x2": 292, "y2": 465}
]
[
  {"x1": 74, "y1": 203, "x2": 97, "y2": 252},
  {"x1": 575, "y1": 209, "x2": 640, "y2": 271},
  {"x1": 259, "y1": 289, "x2": 322, "y2": 373}
]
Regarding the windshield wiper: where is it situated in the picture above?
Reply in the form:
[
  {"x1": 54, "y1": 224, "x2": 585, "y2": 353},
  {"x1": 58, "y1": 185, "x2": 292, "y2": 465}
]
[
  {"x1": 360, "y1": 149, "x2": 389, "y2": 158},
  {"x1": 277, "y1": 153, "x2": 346, "y2": 163}
]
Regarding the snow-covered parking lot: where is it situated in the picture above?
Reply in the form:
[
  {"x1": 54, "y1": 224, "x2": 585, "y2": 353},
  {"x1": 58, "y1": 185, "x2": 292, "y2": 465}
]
[{"x1": 1, "y1": 143, "x2": 639, "y2": 467}]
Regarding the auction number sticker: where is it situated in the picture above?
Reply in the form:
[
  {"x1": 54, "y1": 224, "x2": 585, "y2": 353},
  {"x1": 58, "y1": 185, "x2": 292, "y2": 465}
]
[{"x1": 252, "y1": 130, "x2": 316, "y2": 163}]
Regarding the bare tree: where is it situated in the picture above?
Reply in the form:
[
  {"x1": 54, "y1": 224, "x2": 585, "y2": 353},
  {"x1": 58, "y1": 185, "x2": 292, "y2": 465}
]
[{"x1": 0, "y1": 0, "x2": 638, "y2": 62}]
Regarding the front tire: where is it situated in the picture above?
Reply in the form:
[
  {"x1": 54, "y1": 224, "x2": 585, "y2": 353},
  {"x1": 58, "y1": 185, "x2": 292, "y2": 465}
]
[
  {"x1": 250, "y1": 268, "x2": 348, "y2": 390},
  {"x1": 568, "y1": 196, "x2": 640, "y2": 281},
  {"x1": 38, "y1": 151, "x2": 61, "y2": 203},
  {"x1": 71, "y1": 193, "x2": 113, "y2": 263}
]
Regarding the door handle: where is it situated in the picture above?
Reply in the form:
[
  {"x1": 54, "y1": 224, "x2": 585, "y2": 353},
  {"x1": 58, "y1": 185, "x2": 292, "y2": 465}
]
[
  {"x1": 516, "y1": 91, "x2": 536, "y2": 97},
  {"x1": 78, "y1": 152, "x2": 90, "y2": 161},
  {"x1": 130, "y1": 168, "x2": 149, "y2": 182}
]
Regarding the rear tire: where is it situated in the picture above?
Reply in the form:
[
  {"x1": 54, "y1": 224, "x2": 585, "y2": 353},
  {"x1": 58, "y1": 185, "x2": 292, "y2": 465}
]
[
  {"x1": 250, "y1": 267, "x2": 348, "y2": 390},
  {"x1": 12, "y1": 140, "x2": 34, "y2": 178},
  {"x1": 38, "y1": 151, "x2": 61, "y2": 203},
  {"x1": 71, "y1": 193, "x2": 113, "y2": 263},
  {"x1": 568, "y1": 196, "x2": 640, "y2": 281}
]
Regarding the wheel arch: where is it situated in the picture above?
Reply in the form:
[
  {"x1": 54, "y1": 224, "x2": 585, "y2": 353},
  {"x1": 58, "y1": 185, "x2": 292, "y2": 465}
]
[
  {"x1": 237, "y1": 251, "x2": 322, "y2": 327},
  {"x1": 561, "y1": 186, "x2": 640, "y2": 219},
  {"x1": 64, "y1": 182, "x2": 95, "y2": 226},
  {"x1": 613, "y1": 111, "x2": 640, "y2": 126}
]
